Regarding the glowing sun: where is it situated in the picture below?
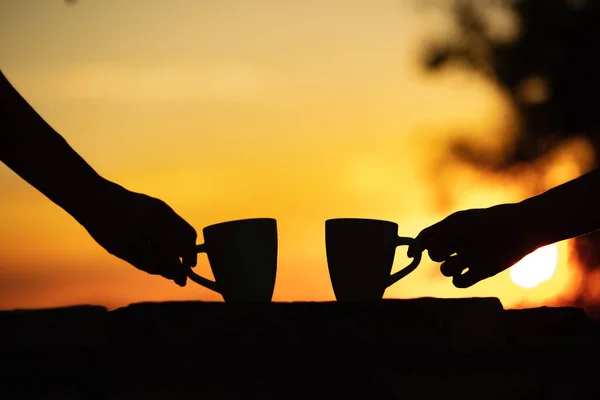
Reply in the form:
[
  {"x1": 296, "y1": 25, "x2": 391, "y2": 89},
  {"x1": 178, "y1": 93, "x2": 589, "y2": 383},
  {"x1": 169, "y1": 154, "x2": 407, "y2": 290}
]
[{"x1": 510, "y1": 244, "x2": 559, "y2": 288}]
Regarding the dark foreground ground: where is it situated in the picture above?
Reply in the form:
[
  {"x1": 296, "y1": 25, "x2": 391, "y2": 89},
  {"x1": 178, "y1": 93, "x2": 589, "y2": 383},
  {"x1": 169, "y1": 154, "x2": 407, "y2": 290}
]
[{"x1": 1, "y1": 298, "x2": 599, "y2": 399}]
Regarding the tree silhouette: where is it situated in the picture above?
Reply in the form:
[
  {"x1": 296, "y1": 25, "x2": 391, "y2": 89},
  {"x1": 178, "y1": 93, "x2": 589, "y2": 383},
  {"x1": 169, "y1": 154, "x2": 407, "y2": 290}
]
[
  {"x1": 421, "y1": 0, "x2": 600, "y2": 309},
  {"x1": 423, "y1": 0, "x2": 600, "y2": 169}
]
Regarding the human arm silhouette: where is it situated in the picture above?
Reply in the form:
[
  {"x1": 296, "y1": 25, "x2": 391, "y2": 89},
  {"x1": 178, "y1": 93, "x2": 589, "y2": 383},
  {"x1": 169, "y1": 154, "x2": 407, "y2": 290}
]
[
  {"x1": 0, "y1": 70, "x2": 197, "y2": 286},
  {"x1": 408, "y1": 168, "x2": 600, "y2": 288}
]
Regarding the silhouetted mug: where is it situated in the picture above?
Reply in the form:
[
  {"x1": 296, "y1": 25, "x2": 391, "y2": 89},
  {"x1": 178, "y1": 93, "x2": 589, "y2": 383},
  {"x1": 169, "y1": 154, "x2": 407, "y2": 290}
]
[
  {"x1": 325, "y1": 218, "x2": 422, "y2": 301},
  {"x1": 186, "y1": 218, "x2": 278, "y2": 302}
]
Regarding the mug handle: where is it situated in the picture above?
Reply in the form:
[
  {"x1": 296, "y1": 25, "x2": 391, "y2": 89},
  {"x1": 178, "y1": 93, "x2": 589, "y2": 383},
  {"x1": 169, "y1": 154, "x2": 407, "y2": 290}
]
[
  {"x1": 186, "y1": 243, "x2": 220, "y2": 293},
  {"x1": 387, "y1": 237, "x2": 422, "y2": 288}
]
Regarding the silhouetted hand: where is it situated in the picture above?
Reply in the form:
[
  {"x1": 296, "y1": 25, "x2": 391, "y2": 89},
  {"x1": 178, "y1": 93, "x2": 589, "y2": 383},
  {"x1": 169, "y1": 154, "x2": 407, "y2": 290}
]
[
  {"x1": 408, "y1": 203, "x2": 539, "y2": 288},
  {"x1": 75, "y1": 180, "x2": 197, "y2": 287}
]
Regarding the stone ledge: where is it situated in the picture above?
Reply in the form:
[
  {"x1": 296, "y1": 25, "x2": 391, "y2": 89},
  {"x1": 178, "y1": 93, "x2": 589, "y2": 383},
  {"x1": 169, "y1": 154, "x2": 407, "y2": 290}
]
[
  {"x1": 2, "y1": 298, "x2": 597, "y2": 357},
  {"x1": 0, "y1": 304, "x2": 108, "y2": 352},
  {"x1": 2, "y1": 298, "x2": 599, "y2": 399}
]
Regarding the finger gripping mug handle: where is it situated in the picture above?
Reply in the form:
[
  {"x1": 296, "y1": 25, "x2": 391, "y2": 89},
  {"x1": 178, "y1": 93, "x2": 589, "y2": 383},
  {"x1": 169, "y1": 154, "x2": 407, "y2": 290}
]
[
  {"x1": 186, "y1": 243, "x2": 221, "y2": 293},
  {"x1": 388, "y1": 236, "x2": 422, "y2": 288}
]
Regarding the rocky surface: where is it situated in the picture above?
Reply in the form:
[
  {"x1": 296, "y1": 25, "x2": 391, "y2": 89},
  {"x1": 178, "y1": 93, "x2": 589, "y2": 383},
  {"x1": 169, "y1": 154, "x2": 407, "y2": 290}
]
[{"x1": 1, "y1": 298, "x2": 599, "y2": 399}]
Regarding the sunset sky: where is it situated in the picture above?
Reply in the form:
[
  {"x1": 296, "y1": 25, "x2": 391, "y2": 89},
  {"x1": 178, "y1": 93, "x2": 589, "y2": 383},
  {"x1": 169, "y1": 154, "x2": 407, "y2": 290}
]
[{"x1": 0, "y1": 0, "x2": 586, "y2": 310}]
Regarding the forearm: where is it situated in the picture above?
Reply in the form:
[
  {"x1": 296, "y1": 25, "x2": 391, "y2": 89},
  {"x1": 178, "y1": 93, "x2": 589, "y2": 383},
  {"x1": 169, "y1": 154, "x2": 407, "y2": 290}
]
[
  {"x1": 0, "y1": 70, "x2": 108, "y2": 220},
  {"x1": 519, "y1": 167, "x2": 600, "y2": 247}
]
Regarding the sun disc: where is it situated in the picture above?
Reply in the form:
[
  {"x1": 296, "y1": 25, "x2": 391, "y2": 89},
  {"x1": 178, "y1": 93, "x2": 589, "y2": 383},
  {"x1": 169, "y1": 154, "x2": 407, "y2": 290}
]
[{"x1": 510, "y1": 244, "x2": 559, "y2": 288}]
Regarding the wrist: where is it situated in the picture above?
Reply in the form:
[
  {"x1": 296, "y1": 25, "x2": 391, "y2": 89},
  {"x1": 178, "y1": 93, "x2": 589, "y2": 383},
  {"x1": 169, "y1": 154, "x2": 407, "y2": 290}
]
[
  {"x1": 58, "y1": 174, "x2": 114, "y2": 224},
  {"x1": 485, "y1": 201, "x2": 545, "y2": 253},
  {"x1": 516, "y1": 195, "x2": 563, "y2": 248}
]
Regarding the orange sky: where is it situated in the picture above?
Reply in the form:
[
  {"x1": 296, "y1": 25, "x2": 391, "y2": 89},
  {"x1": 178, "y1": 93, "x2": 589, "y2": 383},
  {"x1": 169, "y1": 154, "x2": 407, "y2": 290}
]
[{"x1": 0, "y1": 0, "x2": 586, "y2": 310}]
